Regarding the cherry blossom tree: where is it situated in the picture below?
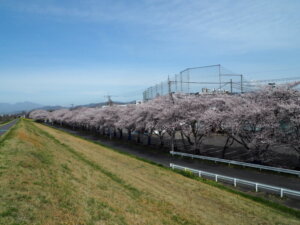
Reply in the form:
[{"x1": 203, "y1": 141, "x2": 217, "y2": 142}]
[
  {"x1": 115, "y1": 105, "x2": 137, "y2": 141},
  {"x1": 208, "y1": 94, "x2": 277, "y2": 162},
  {"x1": 49, "y1": 109, "x2": 70, "y2": 126},
  {"x1": 28, "y1": 84, "x2": 300, "y2": 165},
  {"x1": 266, "y1": 86, "x2": 300, "y2": 164},
  {"x1": 29, "y1": 110, "x2": 50, "y2": 122},
  {"x1": 176, "y1": 95, "x2": 213, "y2": 154}
]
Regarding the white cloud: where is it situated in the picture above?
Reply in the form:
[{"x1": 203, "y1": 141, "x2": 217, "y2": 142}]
[{"x1": 2, "y1": 0, "x2": 300, "y2": 53}]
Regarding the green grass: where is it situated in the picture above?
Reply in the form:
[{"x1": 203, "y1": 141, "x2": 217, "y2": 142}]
[
  {"x1": 0, "y1": 119, "x2": 299, "y2": 225},
  {"x1": 37, "y1": 126, "x2": 142, "y2": 198},
  {"x1": 40, "y1": 122, "x2": 300, "y2": 216},
  {"x1": 174, "y1": 169, "x2": 300, "y2": 219}
]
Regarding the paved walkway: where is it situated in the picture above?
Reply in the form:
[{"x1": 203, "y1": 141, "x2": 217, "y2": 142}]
[{"x1": 0, "y1": 119, "x2": 18, "y2": 136}]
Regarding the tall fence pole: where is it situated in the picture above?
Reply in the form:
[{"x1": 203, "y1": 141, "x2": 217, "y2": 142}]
[
  {"x1": 180, "y1": 73, "x2": 183, "y2": 92},
  {"x1": 168, "y1": 76, "x2": 171, "y2": 95},
  {"x1": 241, "y1": 74, "x2": 243, "y2": 93},
  {"x1": 219, "y1": 64, "x2": 221, "y2": 90},
  {"x1": 187, "y1": 70, "x2": 190, "y2": 94}
]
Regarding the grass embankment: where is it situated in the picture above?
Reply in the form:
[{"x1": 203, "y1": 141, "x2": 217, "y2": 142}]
[{"x1": 0, "y1": 119, "x2": 299, "y2": 225}]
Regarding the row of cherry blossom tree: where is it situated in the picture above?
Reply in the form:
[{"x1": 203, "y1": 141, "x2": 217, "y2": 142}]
[{"x1": 29, "y1": 86, "x2": 300, "y2": 163}]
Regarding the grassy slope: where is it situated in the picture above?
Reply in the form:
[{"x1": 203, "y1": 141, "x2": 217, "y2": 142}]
[{"x1": 0, "y1": 120, "x2": 299, "y2": 225}]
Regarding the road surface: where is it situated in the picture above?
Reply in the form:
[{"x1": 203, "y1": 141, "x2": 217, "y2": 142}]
[{"x1": 0, "y1": 119, "x2": 18, "y2": 136}]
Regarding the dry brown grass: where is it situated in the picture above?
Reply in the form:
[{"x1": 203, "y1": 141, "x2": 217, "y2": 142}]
[{"x1": 0, "y1": 119, "x2": 299, "y2": 225}]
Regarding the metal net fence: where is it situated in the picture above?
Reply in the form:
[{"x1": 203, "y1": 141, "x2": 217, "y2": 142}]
[
  {"x1": 143, "y1": 65, "x2": 244, "y2": 101},
  {"x1": 143, "y1": 65, "x2": 300, "y2": 101}
]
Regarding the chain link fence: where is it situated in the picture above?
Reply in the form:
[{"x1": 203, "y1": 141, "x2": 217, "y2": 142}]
[
  {"x1": 143, "y1": 65, "x2": 244, "y2": 101},
  {"x1": 143, "y1": 65, "x2": 300, "y2": 101}
]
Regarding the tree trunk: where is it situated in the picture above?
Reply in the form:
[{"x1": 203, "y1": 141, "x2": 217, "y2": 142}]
[
  {"x1": 186, "y1": 136, "x2": 193, "y2": 145},
  {"x1": 147, "y1": 135, "x2": 152, "y2": 145},
  {"x1": 180, "y1": 131, "x2": 187, "y2": 151},
  {"x1": 194, "y1": 139, "x2": 200, "y2": 154},
  {"x1": 170, "y1": 132, "x2": 175, "y2": 152},
  {"x1": 222, "y1": 137, "x2": 234, "y2": 159},
  {"x1": 127, "y1": 129, "x2": 132, "y2": 141},
  {"x1": 159, "y1": 135, "x2": 164, "y2": 148},
  {"x1": 137, "y1": 131, "x2": 141, "y2": 143},
  {"x1": 193, "y1": 134, "x2": 203, "y2": 155},
  {"x1": 118, "y1": 129, "x2": 123, "y2": 139},
  {"x1": 109, "y1": 127, "x2": 112, "y2": 140}
]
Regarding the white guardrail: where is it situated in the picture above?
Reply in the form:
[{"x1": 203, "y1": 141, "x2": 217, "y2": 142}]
[
  {"x1": 170, "y1": 151, "x2": 300, "y2": 177},
  {"x1": 170, "y1": 163, "x2": 300, "y2": 199}
]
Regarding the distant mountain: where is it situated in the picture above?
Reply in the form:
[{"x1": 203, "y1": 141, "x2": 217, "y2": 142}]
[
  {"x1": 39, "y1": 105, "x2": 64, "y2": 111},
  {"x1": 0, "y1": 100, "x2": 137, "y2": 115},
  {"x1": 76, "y1": 100, "x2": 136, "y2": 108},
  {"x1": 0, "y1": 102, "x2": 43, "y2": 115}
]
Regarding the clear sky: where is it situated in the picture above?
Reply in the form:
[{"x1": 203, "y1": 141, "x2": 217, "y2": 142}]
[{"x1": 1, "y1": 0, "x2": 300, "y2": 105}]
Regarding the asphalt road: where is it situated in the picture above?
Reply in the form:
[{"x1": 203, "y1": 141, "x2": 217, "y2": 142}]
[{"x1": 0, "y1": 119, "x2": 18, "y2": 136}]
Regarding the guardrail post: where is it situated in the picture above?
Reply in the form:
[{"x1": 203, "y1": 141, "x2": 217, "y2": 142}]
[
  {"x1": 255, "y1": 183, "x2": 258, "y2": 192},
  {"x1": 215, "y1": 175, "x2": 218, "y2": 182},
  {"x1": 234, "y1": 178, "x2": 237, "y2": 187},
  {"x1": 280, "y1": 189, "x2": 283, "y2": 198},
  {"x1": 199, "y1": 171, "x2": 202, "y2": 177}
]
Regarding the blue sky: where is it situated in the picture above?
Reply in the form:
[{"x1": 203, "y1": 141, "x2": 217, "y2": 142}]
[{"x1": 0, "y1": 0, "x2": 300, "y2": 105}]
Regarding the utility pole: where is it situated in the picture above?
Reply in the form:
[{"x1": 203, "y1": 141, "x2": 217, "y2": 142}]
[
  {"x1": 168, "y1": 76, "x2": 174, "y2": 103},
  {"x1": 240, "y1": 75, "x2": 243, "y2": 93},
  {"x1": 175, "y1": 74, "x2": 178, "y2": 92},
  {"x1": 180, "y1": 73, "x2": 183, "y2": 92},
  {"x1": 104, "y1": 95, "x2": 113, "y2": 106},
  {"x1": 218, "y1": 64, "x2": 221, "y2": 90},
  {"x1": 187, "y1": 70, "x2": 190, "y2": 94},
  {"x1": 168, "y1": 76, "x2": 171, "y2": 95}
]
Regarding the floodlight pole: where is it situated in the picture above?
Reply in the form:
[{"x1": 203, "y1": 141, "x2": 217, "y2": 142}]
[
  {"x1": 241, "y1": 75, "x2": 243, "y2": 93},
  {"x1": 218, "y1": 64, "x2": 221, "y2": 90},
  {"x1": 104, "y1": 95, "x2": 113, "y2": 106}
]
